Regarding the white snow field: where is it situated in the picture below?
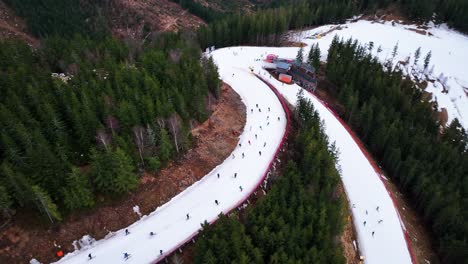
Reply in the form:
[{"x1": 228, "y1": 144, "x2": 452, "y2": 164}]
[
  {"x1": 289, "y1": 19, "x2": 468, "y2": 128},
  {"x1": 208, "y1": 45, "x2": 413, "y2": 264},
  {"x1": 52, "y1": 57, "x2": 287, "y2": 263}
]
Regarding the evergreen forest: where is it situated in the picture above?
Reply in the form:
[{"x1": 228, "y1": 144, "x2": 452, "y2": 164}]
[
  {"x1": 325, "y1": 37, "x2": 467, "y2": 263},
  {"x1": 193, "y1": 94, "x2": 345, "y2": 263},
  {"x1": 0, "y1": 35, "x2": 220, "y2": 222}
]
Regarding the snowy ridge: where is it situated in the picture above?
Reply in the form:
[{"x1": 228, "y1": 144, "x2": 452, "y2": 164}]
[
  {"x1": 51, "y1": 55, "x2": 288, "y2": 264},
  {"x1": 291, "y1": 19, "x2": 468, "y2": 128}
]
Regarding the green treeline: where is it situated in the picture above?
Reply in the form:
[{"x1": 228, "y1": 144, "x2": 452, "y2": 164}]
[
  {"x1": 197, "y1": 0, "x2": 468, "y2": 49},
  {"x1": 197, "y1": 0, "x2": 355, "y2": 48},
  {"x1": 325, "y1": 37, "x2": 468, "y2": 263},
  {"x1": 169, "y1": 0, "x2": 224, "y2": 23},
  {"x1": 0, "y1": 35, "x2": 220, "y2": 222},
  {"x1": 3, "y1": 0, "x2": 109, "y2": 38},
  {"x1": 193, "y1": 94, "x2": 345, "y2": 263}
]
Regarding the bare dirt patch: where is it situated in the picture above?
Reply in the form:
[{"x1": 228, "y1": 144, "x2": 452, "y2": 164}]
[
  {"x1": 0, "y1": 1, "x2": 38, "y2": 46},
  {"x1": 0, "y1": 83, "x2": 245, "y2": 264},
  {"x1": 104, "y1": 0, "x2": 205, "y2": 39}
]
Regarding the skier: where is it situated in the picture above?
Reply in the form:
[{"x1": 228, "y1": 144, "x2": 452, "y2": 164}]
[
  {"x1": 256, "y1": 104, "x2": 258, "y2": 108},
  {"x1": 376, "y1": 206, "x2": 380, "y2": 211},
  {"x1": 186, "y1": 213, "x2": 190, "y2": 220},
  {"x1": 217, "y1": 173, "x2": 220, "y2": 179},
  {"x1": 215, "y1": 200, "x2": 219, "y2": 205},
  {"x1": 160, "y1": 250, "x2": 163, "y2": 256},
  {"x1": 378, "y1": 220, "x2": 383, "y2": 224},
  {"x1": 239, "y1": 186, "x2": 243, "y2": 192},
  {"x1": 150, "y1": 231, "x2": 155, "y2": 236},
  {"x1": 267, "y1": 116, "x2": 269, "y2": 120},
  {"x1": 125, "y1": 229, "x2": 130, "y2": 235},
  {"x1": 234, "y1": 173, "x2": 237, "y2": 178},
  {"x1": 267, "y1": 122, "x2": 270, "y2": 126},
  {"x1": 255, "y1": 134, "x2": 257, "y2": 139},
  {"x1": 363, "y1": 221, "x2": 366, "y2": 226},
  {"x1": 232, "y1": 73, "x2": 235, "y2": 77},
  {"x1": 251, "y1": 109, "x2": 253, "y2": 113},
  {"x1": 123, "y1": 253, "x2": 130, "y2": 260},
  {"x1": 268, "y1": 107, "x2": 270, "y2": 112},
  {"x1": 248, "y1": 140, "x2": 251, "y2": 145},
  {"x1": 259, "y1": 151, "x2": 262, "y2": 156},
  {"x1": 239, "y1": 143, "x2": 242, "y2": 147},
  {"x1": 232, "y1": 154, "x2": 235, "y2": 159},
  {"x1": 278, "y1": 117, "x2": 280, "y2": 121},
  {"x1": 242, "y1": 153, "x2": 245, "y2": 158},
  {"x1": 259, "y1": 108, "x2": 261, "y2": 112},
  {"x1": 366, "y1": 210, "x2": 368, "y2": 215},
  {"x1": 260, "y1": 125, "x2": 262, "y2": 130},
  {"x1": 264, "y1": 142, "x2": 266, "y2": 147},
  {"x1": 372, "y1": 231, "x2": 375, "y2": 237},
  {"x1": 88, "y1": 253, "x2": 93, "y2": 260}
]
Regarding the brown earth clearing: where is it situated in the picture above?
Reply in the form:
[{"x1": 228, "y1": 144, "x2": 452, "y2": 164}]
[
  {"x1": 0, "y1": 0, "x2": 38, "y2": 46},
  {"x1": 0, "y1": 83, "x2": 245, "y2": 264},
  {"x1": 104, "y1": 0, "x2": 205, "y2": 40}
]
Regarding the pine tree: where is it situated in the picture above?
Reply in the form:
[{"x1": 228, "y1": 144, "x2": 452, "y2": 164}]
[
  {"x1": 424, "y1": 51, "x2": 432, "y2": 69},
  {"x1": 159, "y1": 128, "x2": 173, "y2": 163},
  {"x1": 0, "y1": 185, "x2": 12, "y2": 217},
  {"x1": 414, "y1": 47, "x2": 421, "y2": 66},
  {"x1": 61, "y1": 167, "x2": 95, "y2": 210},
  {"x1": 32, "y1": 185, "x2": 62, "y2": 223},
  {"x1": 296, "y1": 46, "x2": 304, "y2": 62}
]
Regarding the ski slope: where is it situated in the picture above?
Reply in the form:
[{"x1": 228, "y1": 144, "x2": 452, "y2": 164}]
[
  {"x1": 290, "y1": 19, "x2": 468, "y2": 128},
  {"x1": 51, "y1": 57, "x2": 287, "y2": 264},
  {"x1": 210, "y1": 46, "x2": 413, "y2": 264}
]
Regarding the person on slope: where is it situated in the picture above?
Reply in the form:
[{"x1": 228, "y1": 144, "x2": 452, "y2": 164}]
[
  {"x1": 88, "y1": 253, "x2": 93, "y2": 260},
  {"x1": 215, "y1": 200, "x2": 219, "y2": 205},
  {"x1": 150, "y1": 231, "x2": 155, "y2": 236},
  {"x1": 123, "y1": 253, "x2": 130, "y2": 260},
  {"x1": 125, "y1": 229, "x2": 130, "y2": 235},
  {"x1": 239, "y1": 186, "x2": 243, "y2": 192},
  {"x1": 186, "y1": 213, "x2": 190, "y2": 220}
]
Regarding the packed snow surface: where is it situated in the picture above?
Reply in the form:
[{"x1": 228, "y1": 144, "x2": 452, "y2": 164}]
[
  {"x1": 52, "y1": 54, "x2": 287, "y2": 263},
  {"x1": 214, "y1": 45, "x2": 412, "y2": 264},
  {"x1": 290, "y1": 19, "x2": 468, "y2": 128}
]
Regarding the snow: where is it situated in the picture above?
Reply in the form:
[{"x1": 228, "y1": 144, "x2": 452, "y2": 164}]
[
  {"x1": 209, "y1": 44, "x2": 413, "y2": 263},
  {"x1": 290, "y1": 19, "x2": 468, "y2": 128},
  {"x1": 51, "y1": 50, "x2": 287, "y2": 264}
]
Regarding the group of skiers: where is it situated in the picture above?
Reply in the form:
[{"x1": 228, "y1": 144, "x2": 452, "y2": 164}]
[
  {"x1": 84, "y1": 100, "x2": 281, "y2": 262},
  {"x1": 362, "y1": 206, "x2": 383, "y2": 238}
]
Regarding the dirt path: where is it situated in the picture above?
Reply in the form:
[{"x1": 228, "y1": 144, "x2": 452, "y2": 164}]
[{"x1": 0, "y1": 83, "x2": 245, "y2": 264}]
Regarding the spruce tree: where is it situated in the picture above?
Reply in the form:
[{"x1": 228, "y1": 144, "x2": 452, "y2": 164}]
[
  {"x1": 32, "y1": 185, "x2": 62, "y2": 223},
  {"x1": 61, "y1": 167, "x2": 95, "y2": 210},
  {"x1": 296, "y1": 46, "x2": 304, "y2": 62}
]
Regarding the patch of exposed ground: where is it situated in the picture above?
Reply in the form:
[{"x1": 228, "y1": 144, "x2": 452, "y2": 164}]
[
  {"x1": 0, "y1": 0, "x2": 38, "y2": 46},
  {"x1": 0, "y1": 83, "x2": 245, "y2": 264},
  {"x1": 104, "y1": 0, "x2": 205, "y2": 39},
  {"x1": 338, "y1": 183, "x2": 360, "y2": 264}
]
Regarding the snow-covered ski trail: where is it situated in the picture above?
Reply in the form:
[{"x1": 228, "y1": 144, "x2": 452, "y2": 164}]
[
  {"x1": 53, "y1": 58, "x2": 288, "y2": 264},
  {"x1": 211, "y1": 44, "x2": 416, "y2": 264}
]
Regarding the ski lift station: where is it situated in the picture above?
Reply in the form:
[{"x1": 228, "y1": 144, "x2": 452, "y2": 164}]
[{"x1": 263, "y1": 54, "x2": 317, "y2": 91}]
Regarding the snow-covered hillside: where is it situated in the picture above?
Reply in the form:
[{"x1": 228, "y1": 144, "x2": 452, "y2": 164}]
[{"x1": 291, "y1": 19, "x2": 468, "y2": 128}]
